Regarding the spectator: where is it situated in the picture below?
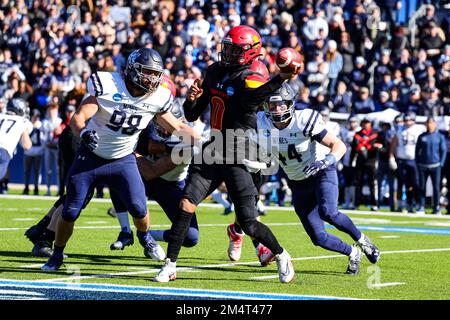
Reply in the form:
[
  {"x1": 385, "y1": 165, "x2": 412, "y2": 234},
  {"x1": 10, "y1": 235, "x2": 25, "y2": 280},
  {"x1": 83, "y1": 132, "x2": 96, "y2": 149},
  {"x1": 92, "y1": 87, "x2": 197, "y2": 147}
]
[
  {"x1": 69, "y1": 47, "x2": 91, "y2": 78},
  {"x1": 377, "y1": 121, "x2": 397, "y2": 211},
  {"x1": 390, "y1": 112, "x2": 426, "y2": 213},
  {"x1": 41, "y1": 102, "x2": 62, "y2": 196},
  {"x1": 326, "y1": 40, "x2": 343, "y2": 96},
  {"x1": 352, "y1": 87, "x2": 375, "y2": 114},
  {"x1": 23, "y1": 109, "x2": 45, "y2": 196},
  {"x1": 416, "y1": 117, "x2": 447, "y2": 215},
  {"x1": 332, "y1": 81, "x2": 352, "y2": 113},
  {"x1": 376, "y1": 91, "x2": 395, "y2": 111},
  {"x1": 350, "y1": 118, "x2": 381, "y2": 211},
  {"x1": 295, "y1": 87, "x2": 310, "y2": 110},
  {"x1": 349, "y1": 56, "x2": 367, "y2": 93},
  {"x1": 341, "y1": 116, "x2": 360, "y2": 209},
  {"x1": 421, "y1": 87, "x2": 444, "y2": 116},
  {"x1": 420, "y1": 22, "x2": 445, "y2": 63}
]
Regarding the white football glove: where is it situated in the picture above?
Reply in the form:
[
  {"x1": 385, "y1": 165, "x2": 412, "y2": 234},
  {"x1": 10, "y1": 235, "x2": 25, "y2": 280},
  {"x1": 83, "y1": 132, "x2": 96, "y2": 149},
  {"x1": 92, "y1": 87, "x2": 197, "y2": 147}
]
[{"x1": 242, "y1": 159, "x2": 268, "y2": 173}]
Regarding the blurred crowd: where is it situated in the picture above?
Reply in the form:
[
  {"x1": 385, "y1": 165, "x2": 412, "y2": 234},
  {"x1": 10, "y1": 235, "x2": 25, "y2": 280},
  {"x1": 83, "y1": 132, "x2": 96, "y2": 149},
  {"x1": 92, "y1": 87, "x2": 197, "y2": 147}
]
[{"x1": 0, "y1": 0, "x2": 449, "y2": 213}]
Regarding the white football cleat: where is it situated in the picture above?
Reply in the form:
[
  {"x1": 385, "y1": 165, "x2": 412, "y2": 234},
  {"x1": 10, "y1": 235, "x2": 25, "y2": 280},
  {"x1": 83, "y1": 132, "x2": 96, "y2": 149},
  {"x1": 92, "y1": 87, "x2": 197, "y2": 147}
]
[
  {"x1": 346, "y1": 244, "x2": 362, "y2": 275},
  {"x1": 256, "y1": 243, "x2": 275, "y2": 266},
  {"x1": 227, "y1": 224, "x2": 244, "y2": 261},
  {"x1": 144, "y1": 241, "x2": 166, "y2": 261},
  {"x1": 275, "y1": 250, "x2": 295, "y2": 283},
  {"x1": 153, "y1": 258, "x2": 177, "y2": 283}
]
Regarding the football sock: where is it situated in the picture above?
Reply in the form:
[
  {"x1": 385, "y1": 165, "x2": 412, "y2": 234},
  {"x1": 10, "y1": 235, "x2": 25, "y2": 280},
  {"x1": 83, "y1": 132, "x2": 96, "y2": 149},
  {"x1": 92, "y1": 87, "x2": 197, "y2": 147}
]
[
  {"x1": 329, "y1": 211, "x2": 362, "y2": 242},
  {"x1": 252, "y1": 239, "x2": 260, "y2": 249},
  {"x1": 317, "y1": 232, "x2": 352, "y2": 256},
  {"x1": 167, "y1": 210, "x2": 193, "y2": 262},
  {"x1": 233, "y1": 222, "x2": 243, "y2": 234},
  {"x1": 53, "y1": 245, "x2": 65, "y2": 258},
  {"x1": 116, "y1": 211, "x2": 131, "y2": 233},
  {"x1": 38, "y1": 216, "x2": 51, "y2": 228},
  {"x1": 136, "y1": 230, "x2": 156, "y2": 247},
  {"x1": 150, "y1": 229, "x2": 166, "y2": 242},
  {"x1": 211, "y1": 189, "x2": 232, "y2": 209},
  {"x1": 246, "y1": 221, "x2": 283, "y2": 255},
  {"x1": 42, "y1": 229, "x2": 55, "y2": 242}
]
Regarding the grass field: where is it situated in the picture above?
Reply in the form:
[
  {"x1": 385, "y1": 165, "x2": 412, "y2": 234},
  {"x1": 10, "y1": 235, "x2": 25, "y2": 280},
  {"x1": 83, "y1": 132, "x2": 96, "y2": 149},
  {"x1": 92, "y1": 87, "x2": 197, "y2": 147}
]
[{"x1": 0, "y1": 195, "x2": 449, "y2": 300}]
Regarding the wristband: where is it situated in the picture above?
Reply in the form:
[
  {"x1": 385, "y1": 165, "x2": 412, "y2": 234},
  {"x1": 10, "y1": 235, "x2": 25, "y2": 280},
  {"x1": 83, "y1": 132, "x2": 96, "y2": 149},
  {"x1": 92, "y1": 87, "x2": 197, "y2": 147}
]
[{"x1": 324, "y1": 154, "x2": 337, "y2": 165}]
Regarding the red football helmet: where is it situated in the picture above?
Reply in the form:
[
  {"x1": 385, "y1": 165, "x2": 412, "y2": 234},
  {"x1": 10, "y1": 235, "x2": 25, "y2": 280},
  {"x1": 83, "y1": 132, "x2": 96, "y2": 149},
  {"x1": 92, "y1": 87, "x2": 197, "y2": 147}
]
[
  {"x1": 248, "y1": 59, "x2": 269, "y2": 82},
  {"x1": 220, "y1": 25, "x2": 262, "y2": 67},
  {"x1": 160, "y1": 73, "x2": 176, "y2": 97}
]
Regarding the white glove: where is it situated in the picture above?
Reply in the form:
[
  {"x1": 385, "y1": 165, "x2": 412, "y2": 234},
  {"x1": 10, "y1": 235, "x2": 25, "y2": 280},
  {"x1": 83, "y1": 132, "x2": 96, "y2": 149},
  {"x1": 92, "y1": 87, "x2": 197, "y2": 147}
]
[
  {"x1": 389, "y1": 157, "x2": 398, "y2": 171},
  {"x1": 242, "y1": 159, "x2": 268, "y2": 173}
]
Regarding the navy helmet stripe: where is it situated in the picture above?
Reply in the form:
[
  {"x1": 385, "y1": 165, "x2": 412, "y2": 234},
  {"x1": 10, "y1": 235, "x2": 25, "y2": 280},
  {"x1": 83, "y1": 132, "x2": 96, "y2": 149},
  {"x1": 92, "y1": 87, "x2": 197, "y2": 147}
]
[
  {"x1": 93, "y1": 72, "x2": 103, "y2": 96},
  {"x1": 89, "y1": 74, "x2": 100, "y2": 97},
  {"x1": 303, "y1": 110, "x2": 316, "y2": 137},
  {"x1": 307, "y1": 111, "x2": 320, "y2": 137}
]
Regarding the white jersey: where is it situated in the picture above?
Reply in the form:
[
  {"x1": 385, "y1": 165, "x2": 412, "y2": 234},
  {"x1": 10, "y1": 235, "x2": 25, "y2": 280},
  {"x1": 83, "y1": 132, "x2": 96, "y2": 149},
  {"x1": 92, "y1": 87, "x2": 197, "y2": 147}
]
[
  {"x1": 256, "y1": 109, "x2": 328, "y2": 181},
  {"x1": 316, "y1": 120, "x2": 340, "y2": 156},
  {"x1": 86, "y1": 71, "x2": 172, "y2": 159},
  {"x1": 0, "y1": 113, "x2": 32, "y2": 158},
  {"x1": 395, "y1": 124, "x2": 426, "y2": 160}
]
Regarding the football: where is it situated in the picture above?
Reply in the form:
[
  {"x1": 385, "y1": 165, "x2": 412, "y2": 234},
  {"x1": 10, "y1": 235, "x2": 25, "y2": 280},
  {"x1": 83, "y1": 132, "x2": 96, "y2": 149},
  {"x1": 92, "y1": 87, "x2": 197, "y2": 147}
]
[{"x1": 276, "y1": 47, "x2": 303, "y2": 73}]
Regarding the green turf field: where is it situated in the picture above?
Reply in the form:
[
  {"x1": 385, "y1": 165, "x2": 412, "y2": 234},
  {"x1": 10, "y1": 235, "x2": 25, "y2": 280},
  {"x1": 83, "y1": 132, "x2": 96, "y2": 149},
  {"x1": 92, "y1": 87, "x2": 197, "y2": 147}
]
[{"x1": 1, "y1": 195, "x2": 449, "y2": 300}]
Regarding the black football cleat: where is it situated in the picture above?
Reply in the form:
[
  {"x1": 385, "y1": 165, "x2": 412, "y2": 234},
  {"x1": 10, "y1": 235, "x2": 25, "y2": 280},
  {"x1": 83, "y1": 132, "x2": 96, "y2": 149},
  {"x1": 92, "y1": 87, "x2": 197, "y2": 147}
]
[
  {"x1": 346, "y1": 245, "x2": 362, "y2": 275},
  {"x1": 32, "y1": 241, "x2": 53, "y2": 258},
  {"x1": 24, "y1": 224, "x2": 46, "y2": 245},
  {"x1": 41, "y1": 254, "x2": 64, "y2": 272},
  {"x1": 358, "y1": 235, "x2": 381, "y2": 264},
  {"x1": 110, "y1": 231, "x2": 134, "y2": 250}
]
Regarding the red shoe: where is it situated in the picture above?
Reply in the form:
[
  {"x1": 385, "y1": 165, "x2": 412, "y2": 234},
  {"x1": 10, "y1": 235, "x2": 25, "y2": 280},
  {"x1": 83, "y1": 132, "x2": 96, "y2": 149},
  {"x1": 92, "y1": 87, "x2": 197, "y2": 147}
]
[
  {"x1": 227, "y1": 224, "x2": 244, "y2": 261},
  {"x1": 256, "y1": 243, "x2": 275, "y2": 266}
]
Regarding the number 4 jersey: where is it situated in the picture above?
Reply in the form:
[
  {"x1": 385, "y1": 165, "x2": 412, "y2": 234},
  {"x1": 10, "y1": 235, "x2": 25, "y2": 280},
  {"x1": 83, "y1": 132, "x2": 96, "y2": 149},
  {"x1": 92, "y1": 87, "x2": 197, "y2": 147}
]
[
  {"x1": 0, "y1": 113, "x2": 32, "y2": 158},
  {"x1": 256, "y1": 109, "x2": 328, "y2": 181},
  {"x1": 86, "y1": 71, "x2": 173, "y2": 159}
]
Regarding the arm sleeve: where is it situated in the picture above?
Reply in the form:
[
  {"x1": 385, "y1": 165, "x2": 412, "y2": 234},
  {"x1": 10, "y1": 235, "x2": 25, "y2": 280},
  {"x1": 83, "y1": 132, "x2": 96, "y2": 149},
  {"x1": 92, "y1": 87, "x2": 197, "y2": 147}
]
[{"x1": 241, "y1": 74, "x2": 285, "y2": 109}]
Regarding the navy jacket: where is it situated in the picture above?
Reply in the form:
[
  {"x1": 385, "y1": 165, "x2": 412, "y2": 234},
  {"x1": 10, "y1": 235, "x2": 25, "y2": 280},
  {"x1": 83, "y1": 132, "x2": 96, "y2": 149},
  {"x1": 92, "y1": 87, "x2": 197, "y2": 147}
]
[{"x1": 415, "y1": 131, "x2": 447, "y2": 166}]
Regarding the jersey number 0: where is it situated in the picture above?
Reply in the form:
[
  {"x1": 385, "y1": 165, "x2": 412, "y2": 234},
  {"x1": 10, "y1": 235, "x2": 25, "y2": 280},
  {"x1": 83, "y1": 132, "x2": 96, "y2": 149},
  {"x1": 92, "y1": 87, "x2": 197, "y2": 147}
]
[{"x1": 211, "y1": 96, "x2": 225, "y2": 130}]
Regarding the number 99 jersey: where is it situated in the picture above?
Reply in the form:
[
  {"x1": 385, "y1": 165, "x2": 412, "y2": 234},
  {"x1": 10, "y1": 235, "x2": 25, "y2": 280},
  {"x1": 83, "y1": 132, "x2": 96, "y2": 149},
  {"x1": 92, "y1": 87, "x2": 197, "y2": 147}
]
[
  {"x1": 86, "y1": 71, "x2": 173, "y2": 159},
  {"x1": 256, "y1": 109, "x2": 328, "y2": 181}
]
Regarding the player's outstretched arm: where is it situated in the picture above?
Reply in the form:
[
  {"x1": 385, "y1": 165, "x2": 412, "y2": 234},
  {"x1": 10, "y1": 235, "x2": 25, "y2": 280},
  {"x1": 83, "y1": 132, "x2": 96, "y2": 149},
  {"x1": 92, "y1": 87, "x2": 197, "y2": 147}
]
[
  {"x1": 70, "y1": 96, "x2": 99, "y2": 137},
  {"x1": 155, "y1": 112, "x2": 201, "y2": 144},
  {"x1": 135, "y1": 153, "x2": 177, "y2": 181}
]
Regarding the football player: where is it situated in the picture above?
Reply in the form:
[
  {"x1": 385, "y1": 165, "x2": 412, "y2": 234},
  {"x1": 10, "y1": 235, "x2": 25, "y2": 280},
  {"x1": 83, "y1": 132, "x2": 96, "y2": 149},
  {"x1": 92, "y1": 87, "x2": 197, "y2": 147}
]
[
  {"x1": 109, "y1": 99, "x2": 200, "y2": 251},
  {"x1": 0, "y1": 98, "x2": 32, "y2": 180},
  {"x1": 154, "y1": 26, "x2": 301, "y2": 283},
  {"x1": 41, "y1": 48, "x2": 199, "y2": 271},
  {"x1": 245, "y1": 83, "x2": 381, "y2": 274}
]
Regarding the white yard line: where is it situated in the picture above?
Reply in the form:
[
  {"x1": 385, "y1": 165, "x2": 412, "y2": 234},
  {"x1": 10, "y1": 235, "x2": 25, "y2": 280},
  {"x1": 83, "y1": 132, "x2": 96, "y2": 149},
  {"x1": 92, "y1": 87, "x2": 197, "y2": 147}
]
[
  {"x1": 1, "y1": 194, "x2": 450, "y2": 219},
  {"x1": 370, "y1": 282, "x2": 405, "y2": 288},
  {"x1": 31, "y1": 247, "x2": 450, "y2": 283},
  {"x1": 379, "y1": 236, "x2": 400, "y2": 239}
]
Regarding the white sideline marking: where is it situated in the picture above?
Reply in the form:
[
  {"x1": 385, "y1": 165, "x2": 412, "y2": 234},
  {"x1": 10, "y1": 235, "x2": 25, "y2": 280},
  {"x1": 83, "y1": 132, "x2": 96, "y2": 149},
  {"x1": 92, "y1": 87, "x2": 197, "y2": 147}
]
[
  {"x1": 379, "y1": 236, "x2": 400, "y2": 239},
  {"x1": 251, "y1": 275, "x2": 278, "y2": 280},
  {"x1": 84, "y1": 221, "x2": 107, "y2": 224},
  {"x1": 1, "y1": 194, "x2": 450, "y2": 219},
  {"x1": 371, "y1": 282, "x2": 405, "y2": 288},
  {"x1": 19, "y1": 264, "x2": 45, "y2": 269},
  {"x1": 33, "y1": 247, "x2": 450, "y2": 283},
  {"x1": 425, "y1": 222, "x2": 450, "y2": 227},
  {"x1": 13, "y1": 218, "x2": 35, "y2": 221},
  {"x1": 0, "y1": 289, "x2": 44, "y2": 296}
]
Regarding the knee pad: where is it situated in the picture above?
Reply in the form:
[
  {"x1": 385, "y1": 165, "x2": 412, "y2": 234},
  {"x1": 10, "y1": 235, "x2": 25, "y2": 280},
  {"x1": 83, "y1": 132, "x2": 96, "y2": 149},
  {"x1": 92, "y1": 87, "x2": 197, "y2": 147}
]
[
  {"x1": 128, "y1": 201, "x2": 148, "y2": 219},
  {"x1": 182, "y1": 228, "x2": 199, "y2": 248}
]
